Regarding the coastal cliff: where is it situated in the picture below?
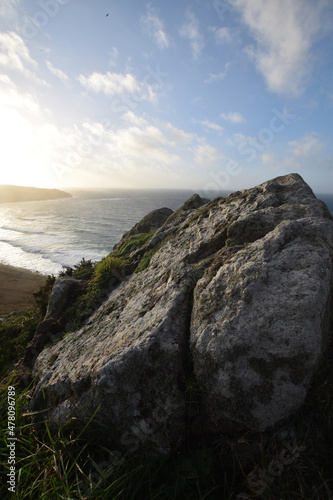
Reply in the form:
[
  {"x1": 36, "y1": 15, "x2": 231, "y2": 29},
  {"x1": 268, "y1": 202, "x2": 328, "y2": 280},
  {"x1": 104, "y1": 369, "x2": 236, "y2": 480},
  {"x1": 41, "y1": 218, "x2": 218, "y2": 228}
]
[
  {"x1": 0, "y1": 185, "x2": 72, "y2": 203},
  {"x1": 28, "y1": 174, "x2": 333, "y2": 456}
]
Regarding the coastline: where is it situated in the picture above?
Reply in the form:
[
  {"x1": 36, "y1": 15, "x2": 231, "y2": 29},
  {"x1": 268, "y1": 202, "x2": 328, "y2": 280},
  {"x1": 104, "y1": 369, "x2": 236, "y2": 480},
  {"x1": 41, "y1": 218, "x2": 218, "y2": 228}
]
[
  {"x1": 0, "y1": 263, "x2": 47, "y2": 314},
  {"x1": 0, "y1": 185, "x2": 72, "y2": 204}
]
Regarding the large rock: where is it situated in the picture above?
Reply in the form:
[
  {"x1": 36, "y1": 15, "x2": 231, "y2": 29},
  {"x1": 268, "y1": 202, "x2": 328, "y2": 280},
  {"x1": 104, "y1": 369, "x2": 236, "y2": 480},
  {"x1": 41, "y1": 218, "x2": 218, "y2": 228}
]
[
  {"x1": 191, "y1": 218, "x2": 333, "y2": 431},
  {"x1": 45, "y1": 277, "x2": 83, "y2": 321},
  {"x1": 31, "y1": 265, "x2": 199, "y2": 455},
  {"x1": 113, "y1": 207, "x2": 173, "y2": 252},
  {"x1": 190, "y1": 176, "x2": 333, "y2": 432},
  {"x1": 23, "y1": 277, "x2": 84, "y2": 369},
  {"x1": 164, "y1": 193, "x2": 209, "y2": 225},
  {"x1": 30, "y1": 174, "x2": 333, "y2": 454}
]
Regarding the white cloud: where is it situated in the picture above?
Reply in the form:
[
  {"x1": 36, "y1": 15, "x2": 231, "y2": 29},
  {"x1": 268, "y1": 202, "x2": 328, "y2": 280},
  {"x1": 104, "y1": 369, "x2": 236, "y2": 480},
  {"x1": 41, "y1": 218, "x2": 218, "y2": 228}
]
[
  {"x1": 0, "y1": 31, "x2": 35, "y2": 70},
  {"x1": 288, "y1": 133, "x2": 323, "y2": 159},
  {"x1": 141, "y1": 4, "x2": 171, "y2": 49},
  {"x1": 209, "y1": 26, "x2": 239, "y2": 45},
  {"x1": 261, "y1": 133, "x2": 324, "y2": 170},
  {"x1": 194, "y1": 144, "x2": 225, "y2": 165},
  {"x1": 205, "y1": 62, "x2": 230, "y2": 83},
  {"x1": 158, "y1": 119, "x2": 194, "y2": 145},
  {"x1": 77, "y1": 71, "x2": 157, "y2": 102},
  {"x1": 50, "y1": 112, "x2": 196, "y2": 185},
  {"x1": 0, "y1": 75, "x2": 186, "y2": 186},
  {"x1": 123, "y1": 110, "x2": 149, "y2": 128},
  {"x1": 60, "y1": 113, "x2": 222, "y2": 187},
  {"x1": 0, "y1": 76, "x2": 62, "y2": 186},
  {"x1": 0, "y1": 0, "x2": 20, "y2": 19},
  {"x1": 220, "y1": 111, "x2": 245, "y2": 123},
  {"x1": 233, "y1": 0, "x2": 331, "y2": 95},
  {"x1": 0, "y1": 73, "x2": 229, "y2": 188},
  {"x1": 120, "y1": 112, "x2": 194, "y2": 150},
  {"x1": 78, "y1": 72, "x2": 139, "y2": 95},
  {"x1": 0, "y1": 31, "x2": 49, "y2": 86},
  {"x1": 199, "y1": 120, "x2": 224, "y2": 134},
  {"x1": 106, "y1": 125, "x2": 174, "y2": 163},
  {"x1": 179, "y1": 10, "x2": 204, "y2": 60},
  {"x1": 0, "y1": 74, "x2": 42, "y2": 116},
  {"x1": 231, "y1": 132, "x2": 250, "y2": 144},
  {"x1": 46, "y1": 60, "x2": 69, "y2": 84}
]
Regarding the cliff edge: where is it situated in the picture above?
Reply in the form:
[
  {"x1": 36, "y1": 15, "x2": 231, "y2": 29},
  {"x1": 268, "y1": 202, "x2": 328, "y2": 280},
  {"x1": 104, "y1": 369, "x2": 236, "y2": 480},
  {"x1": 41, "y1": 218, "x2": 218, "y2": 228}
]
[{"x1": 29, "y1": 174, "x2": 333, "y2": 455}]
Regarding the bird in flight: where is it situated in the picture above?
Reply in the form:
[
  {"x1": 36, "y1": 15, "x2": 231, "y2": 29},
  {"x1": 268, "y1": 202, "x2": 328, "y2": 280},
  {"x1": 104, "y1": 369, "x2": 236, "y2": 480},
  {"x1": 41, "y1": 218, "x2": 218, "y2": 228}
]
[{"x1": 106, "y1": 13, "x2": 109, "y2": 17}]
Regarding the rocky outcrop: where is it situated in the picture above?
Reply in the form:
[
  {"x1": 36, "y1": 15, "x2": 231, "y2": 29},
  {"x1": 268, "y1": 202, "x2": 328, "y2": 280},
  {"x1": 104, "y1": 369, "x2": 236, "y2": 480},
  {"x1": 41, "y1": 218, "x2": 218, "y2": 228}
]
[
  {"x1": 44, "y1": 277, "x2": 83, "y2": 321},
  {"x1": 164, "y1": 193, "x2": 209, "y2": 224},
  {"x1": 22, "y1": 278, "x2": 84, "y2": 369},
  {"x1": 30, "y1": 174, "x2": 333, "y2": 455},
  {"x1": 113, "y1": 207, "x2": 173, "y2": 252},
  {"x1": 191, "y1": 218, "x2": 333, "y2": 432}
]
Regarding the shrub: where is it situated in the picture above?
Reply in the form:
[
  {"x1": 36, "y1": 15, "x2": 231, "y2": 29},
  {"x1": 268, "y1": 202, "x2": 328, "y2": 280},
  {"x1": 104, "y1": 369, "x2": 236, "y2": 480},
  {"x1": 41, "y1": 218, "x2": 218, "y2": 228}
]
[
  {"x1": 33, "y1": 275, "x2": 56, "y2": 318},
  {"x1": 60, "y1": 258, "x2": 96, "y2": 281},
  {"x1": 91, "y1": 255, "x2": 126, "y2": 289},
  {"x1": 0, "y1": 309, "x2": 41, "y2": 376},
  {"x1": 117, "y1": 233, "x2": 153, "y2": 257}
]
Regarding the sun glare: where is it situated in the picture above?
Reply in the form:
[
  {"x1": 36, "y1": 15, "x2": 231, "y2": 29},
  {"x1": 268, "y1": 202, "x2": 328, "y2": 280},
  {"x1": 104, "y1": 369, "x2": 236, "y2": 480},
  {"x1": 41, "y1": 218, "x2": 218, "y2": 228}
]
[{"x1": 0, "y1": 109, "x2": 54, "y2": 188}]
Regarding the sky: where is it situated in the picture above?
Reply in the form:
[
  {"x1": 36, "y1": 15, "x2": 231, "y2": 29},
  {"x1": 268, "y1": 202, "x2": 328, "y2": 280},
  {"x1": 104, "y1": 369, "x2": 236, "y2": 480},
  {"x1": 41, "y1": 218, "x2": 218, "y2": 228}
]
[{"x1": 0, "y1": 0, "x2": 332, "y2": 195}]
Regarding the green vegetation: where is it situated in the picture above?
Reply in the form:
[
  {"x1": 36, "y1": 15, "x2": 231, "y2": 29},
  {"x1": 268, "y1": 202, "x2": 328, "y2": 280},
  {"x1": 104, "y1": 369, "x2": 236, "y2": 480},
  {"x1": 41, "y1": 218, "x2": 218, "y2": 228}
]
[
  {"x1": 60, "y1": 258, "x2": 95, "y2": 281},
  {"x1": 135, "y1": 252, "x2": 153, "y2": 273},
  {"x1": 45, "y1": 233, "x2": 158, "y2": 330},
  {"x1": 1, "y1": 226, "x2": 333, "y2": 498},
  {"x1": 135, "y1": 245, "x2": 160, "y2": 273},
  {"x1": 92, "y1": 255, "x2": 126, "y2": 289},
  {"x1": 0, "y1": 376, "x2": 225, "y2": 499},
  {"x1": 0, "y1": 309, "x2": 41, "y2": 376},
  {"x1": 32, "y1": 274, "x2": 56, "y2": 317},
  {"x1": 0, "y1": 273, "x2": 57, "y2": 378},
  {"x1": 187, "y1": 199, "x2": 222, "y2": 225},
  {"x1": 117, "y1": 233, "x2": 153, "y2": 257},
  {"x1": 1, "y1": 345, "x2": 333, "y2": 499},
  {"x1": 0, "y1": 244, "x2": 143, "y2": 378}
]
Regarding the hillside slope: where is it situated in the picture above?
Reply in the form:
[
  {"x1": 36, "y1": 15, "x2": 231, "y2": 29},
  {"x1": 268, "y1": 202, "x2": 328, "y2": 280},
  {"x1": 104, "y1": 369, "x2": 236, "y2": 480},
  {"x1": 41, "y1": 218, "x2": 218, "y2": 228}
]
[{"x1": 0, "y1": 185, "x2": 72, "y2": 203}]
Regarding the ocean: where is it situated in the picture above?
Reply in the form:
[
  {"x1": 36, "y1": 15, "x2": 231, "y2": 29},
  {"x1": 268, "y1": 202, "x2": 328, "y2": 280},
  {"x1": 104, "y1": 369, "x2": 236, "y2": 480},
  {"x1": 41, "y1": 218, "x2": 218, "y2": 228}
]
[
  {"x1": 0, "y1": 189, "x2": 332, "y2": 276},
  {"x1": 0, "y1": 189, "x2": 216, "y2": 275}
]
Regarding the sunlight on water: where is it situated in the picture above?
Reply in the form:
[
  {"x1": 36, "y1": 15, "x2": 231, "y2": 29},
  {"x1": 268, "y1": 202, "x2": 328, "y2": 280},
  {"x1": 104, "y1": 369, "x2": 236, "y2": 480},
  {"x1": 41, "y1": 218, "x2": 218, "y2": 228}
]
[
  {"x1": 0, "y1": 189, "x2": 331, "y2": 275},
  {"x1": 0, "y1": 189, "x2": 211, "y2": 274}
]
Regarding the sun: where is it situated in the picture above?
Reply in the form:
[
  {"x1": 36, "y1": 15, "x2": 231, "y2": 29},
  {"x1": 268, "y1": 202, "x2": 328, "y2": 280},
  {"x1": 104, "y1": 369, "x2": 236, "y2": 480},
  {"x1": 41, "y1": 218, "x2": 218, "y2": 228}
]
[{"x1": 0, "y1": 108, "x2": 55, "y2": 188}]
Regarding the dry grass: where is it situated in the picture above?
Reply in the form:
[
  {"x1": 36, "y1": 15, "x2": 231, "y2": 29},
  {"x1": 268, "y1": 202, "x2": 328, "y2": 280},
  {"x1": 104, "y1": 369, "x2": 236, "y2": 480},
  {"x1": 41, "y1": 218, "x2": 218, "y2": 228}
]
[{"x1": 0, "y1": 264, "x2": 46, "y2": 314}]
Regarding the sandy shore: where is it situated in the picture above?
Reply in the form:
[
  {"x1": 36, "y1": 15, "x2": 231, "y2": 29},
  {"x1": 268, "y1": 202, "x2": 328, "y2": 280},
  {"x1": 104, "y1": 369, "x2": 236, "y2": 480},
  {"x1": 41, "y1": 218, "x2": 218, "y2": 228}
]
[{"x1": 0, "y1": 264, "x2": 47, "y2": 314}]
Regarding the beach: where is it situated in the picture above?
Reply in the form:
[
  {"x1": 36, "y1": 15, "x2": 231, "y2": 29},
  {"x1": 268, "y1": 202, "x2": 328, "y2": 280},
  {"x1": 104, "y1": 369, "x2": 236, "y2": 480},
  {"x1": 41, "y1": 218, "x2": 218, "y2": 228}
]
[
  {"x1": 0, "y1": 188, "x2": 211, "y2": 275},
  {"x1": 0, "y1": 263, "x2": 46, "y2": 314},
  {"x1": 0, "y1": 189, "x2": 332, "y2": 315}
]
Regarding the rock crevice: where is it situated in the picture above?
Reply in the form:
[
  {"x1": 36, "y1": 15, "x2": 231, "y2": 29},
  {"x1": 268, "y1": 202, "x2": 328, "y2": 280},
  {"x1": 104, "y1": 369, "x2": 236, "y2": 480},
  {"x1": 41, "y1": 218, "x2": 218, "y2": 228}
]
[{"x1": 30, "y1": 174, "x2": 333, "y2": 455}]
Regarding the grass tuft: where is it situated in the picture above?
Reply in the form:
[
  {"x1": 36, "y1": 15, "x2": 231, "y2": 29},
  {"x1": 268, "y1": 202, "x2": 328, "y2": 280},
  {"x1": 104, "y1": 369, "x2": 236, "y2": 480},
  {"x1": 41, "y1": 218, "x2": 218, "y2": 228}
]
[{"x1": 1, "y1": 334, "x2": 333, "y2": 499}]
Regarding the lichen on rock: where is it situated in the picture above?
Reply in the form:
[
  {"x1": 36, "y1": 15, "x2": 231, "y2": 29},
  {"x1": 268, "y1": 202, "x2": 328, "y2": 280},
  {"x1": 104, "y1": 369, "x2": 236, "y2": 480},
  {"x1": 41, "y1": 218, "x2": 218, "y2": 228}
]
[{"x1": 29, "y1": 174, "x2": 333, "y2": 455}]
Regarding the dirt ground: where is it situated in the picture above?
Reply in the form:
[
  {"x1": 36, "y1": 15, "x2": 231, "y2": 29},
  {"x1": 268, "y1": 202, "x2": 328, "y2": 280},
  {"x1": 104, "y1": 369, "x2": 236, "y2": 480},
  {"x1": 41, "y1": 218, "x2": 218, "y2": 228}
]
[{"x1": 0, "y1": 264, "x2": 47, "y2": 314}]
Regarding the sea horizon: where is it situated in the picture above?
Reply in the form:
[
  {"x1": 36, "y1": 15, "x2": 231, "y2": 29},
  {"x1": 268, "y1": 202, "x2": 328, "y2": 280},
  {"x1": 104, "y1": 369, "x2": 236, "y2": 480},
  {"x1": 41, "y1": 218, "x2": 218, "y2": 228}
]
[
  {"x1": 0, "y1": 187, "x2": 332, "y2": 277},
  {"x1": 0, "y1": 188, "x2": 222, "y2": 275}
]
